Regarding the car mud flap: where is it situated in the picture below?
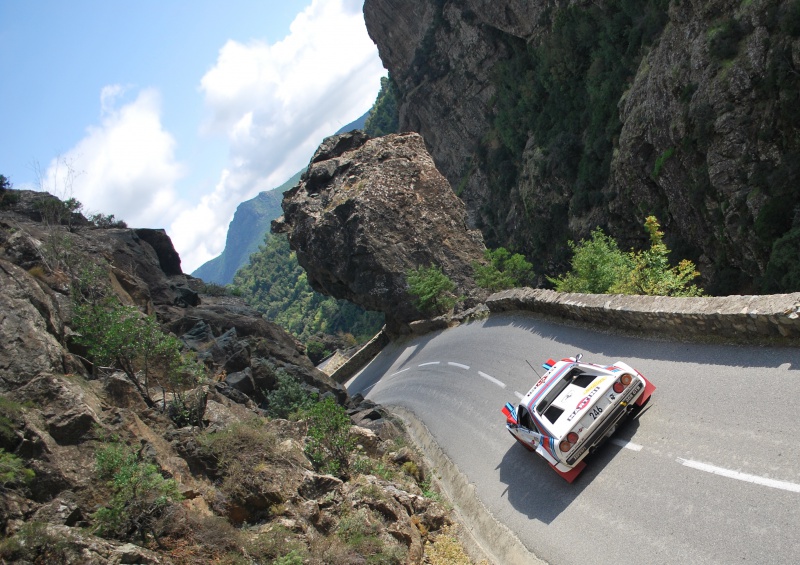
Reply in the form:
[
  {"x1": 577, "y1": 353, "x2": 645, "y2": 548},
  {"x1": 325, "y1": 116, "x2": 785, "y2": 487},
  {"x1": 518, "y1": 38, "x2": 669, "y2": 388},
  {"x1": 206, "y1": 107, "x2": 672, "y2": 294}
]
[
  {"x1": 636, "y1": 376, "x2": 657, "y2": 407},
  {"x1": 550, "y1": 460, "x2": 586, "y2": 483}
]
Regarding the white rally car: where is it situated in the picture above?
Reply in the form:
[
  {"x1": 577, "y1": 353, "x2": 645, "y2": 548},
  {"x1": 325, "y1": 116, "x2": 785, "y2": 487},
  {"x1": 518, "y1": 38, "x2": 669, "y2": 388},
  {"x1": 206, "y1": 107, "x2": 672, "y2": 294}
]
[{"x1": 502, "y1": 354, "x2": 655, "y2": 483}]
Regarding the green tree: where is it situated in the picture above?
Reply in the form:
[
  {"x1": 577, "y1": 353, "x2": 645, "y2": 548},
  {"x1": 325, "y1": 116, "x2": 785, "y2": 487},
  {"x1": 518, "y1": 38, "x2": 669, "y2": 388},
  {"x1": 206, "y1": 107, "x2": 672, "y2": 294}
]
[
  {"x1": 473, "y1": 247, "x2": 535, "y2": 291},
  {"x1": 549, "y1": 227, "x2": 632, "y2": 293},
  {"x1": 406, "y1": 264, "x2": 460, "y2": 315},
  {"x1": 71, "y1": 264, "x2": 205, "y2": 413},
  {"x1": 551, "y1": 218, "x2": 703, "y2": 296},
  {"x1": 233, "y1": 233, "x2": 383, "y2": 343},
  {"x1": 0, "y1": 174, "x2": 18, "y2": 209},
  {"x1": 611, "y1": 216, "x2": 704, "y2": 296},
  {"x1": 93, "y1": 442, "x2": 182, "y2": 544},
  {"x1": 364, "y1": 75, "x2": 400, "y2": 137},
  {"x1": 304, "y1": 396, "x2": 355, "y2": 477}
]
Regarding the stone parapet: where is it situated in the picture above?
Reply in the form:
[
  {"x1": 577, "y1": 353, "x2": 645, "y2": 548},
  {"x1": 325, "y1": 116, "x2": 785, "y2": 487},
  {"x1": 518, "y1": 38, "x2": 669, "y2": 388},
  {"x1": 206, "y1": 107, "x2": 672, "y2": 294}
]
[
  {"x1": 486, "y1": 288, "x2": 800, "y2": 344},
  {"x1": 330, "y1": 329, "x2": 391, "y2": 384}
]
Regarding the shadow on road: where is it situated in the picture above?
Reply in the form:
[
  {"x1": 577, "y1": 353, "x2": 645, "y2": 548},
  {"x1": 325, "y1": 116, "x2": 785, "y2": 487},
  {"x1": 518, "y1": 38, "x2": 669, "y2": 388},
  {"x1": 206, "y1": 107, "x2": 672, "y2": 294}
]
[
  {"x1": 482, "y1": 312, "x2": 800, "y2": 370},
  {"x1": 496, "y1": 414, "x2": 640, "y2": 524}
]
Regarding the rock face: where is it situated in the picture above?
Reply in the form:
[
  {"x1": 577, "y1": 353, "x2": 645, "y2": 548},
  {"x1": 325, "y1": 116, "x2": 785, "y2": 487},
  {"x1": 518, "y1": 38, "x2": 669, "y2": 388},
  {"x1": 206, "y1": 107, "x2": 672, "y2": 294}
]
[
  {"x1": 0, "y1": 190, "x2": 464, "y2": 564},
  {"x1": 273, "y1": 131, "x2": 488, "y2": 332},
  {"x1": 364, "y1": 0, "x2": 800, "y2": 294}
]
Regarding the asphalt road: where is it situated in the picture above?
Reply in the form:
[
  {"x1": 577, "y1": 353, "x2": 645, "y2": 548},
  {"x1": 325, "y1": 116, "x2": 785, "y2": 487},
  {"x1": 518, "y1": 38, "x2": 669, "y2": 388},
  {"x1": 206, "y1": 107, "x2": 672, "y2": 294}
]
[{"x1": 346, "y1": 312, "x2": 800, "y2": 565}]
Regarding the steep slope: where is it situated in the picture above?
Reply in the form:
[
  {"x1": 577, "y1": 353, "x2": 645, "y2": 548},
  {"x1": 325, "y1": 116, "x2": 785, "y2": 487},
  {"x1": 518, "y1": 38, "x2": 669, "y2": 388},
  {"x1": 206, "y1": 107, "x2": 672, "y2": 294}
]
[
  {"x1": 0, "y1": 190, "x2": 466, "y2": 564},
  {"x1": 363, "y1": 0, "x2": 800, "y2": 294},
  {"x1": 191, "y1": 173, "x2": 298, "y2": 285},
  {"x1": 192, "y1": 111, "x2": 373, "y2": 285}
]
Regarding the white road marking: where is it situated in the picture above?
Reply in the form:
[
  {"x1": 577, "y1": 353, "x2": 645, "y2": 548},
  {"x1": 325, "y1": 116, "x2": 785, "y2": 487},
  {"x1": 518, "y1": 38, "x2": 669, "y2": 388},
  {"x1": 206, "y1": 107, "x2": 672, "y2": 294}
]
[
  {"x1": 676, "y1": 458, "x2": 800, "y2": 493},
  {"x1": 478, "y1": 371, "x2": 506, "y2": 389},
  {"x1": 514, "y1": 391, "x2": 524, "y2": 400},
  {"x1": 419, "y1": 362, "x2": 440, "y2": 367},
  {"x1": 390, "y1": 368, "x2": 410, "y2": 377},
  {"x1": 362, "y1": 382, "x2": 377, "y2": 393},
  {"x1": 610, "y1": 438, "x2": 643, "y2": 451},
  {"x1": 448, "y1": 362, "x2": 470, "y2": 370}
]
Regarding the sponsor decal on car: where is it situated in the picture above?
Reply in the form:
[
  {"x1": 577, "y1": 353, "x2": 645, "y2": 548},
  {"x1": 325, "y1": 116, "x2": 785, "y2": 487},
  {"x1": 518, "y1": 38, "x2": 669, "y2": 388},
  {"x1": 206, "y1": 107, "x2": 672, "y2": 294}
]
[{"x1": 566, "y1": 386, "x2": 602, "y2": 422}]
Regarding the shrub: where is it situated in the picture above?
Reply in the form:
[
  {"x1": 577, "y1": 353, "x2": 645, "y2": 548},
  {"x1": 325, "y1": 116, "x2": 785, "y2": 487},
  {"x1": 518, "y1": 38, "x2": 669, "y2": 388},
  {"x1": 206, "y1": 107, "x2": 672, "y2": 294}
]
[
  {"x1": 551, "y1": 218, "x2": 704, "y2": 296},
  {"x1": 197, "y1": 418, "x2": 279, "y2": 509},
  {"x1": 265, "y1": 371, "x2": 317, "y2": 419},
  {"x1": 93, "y1": 442, "x2": 182, "y2": 544},
  {"x1": 72, "y1": 265, "x2": 206, "y2": 418},
  {"x1": 406, "y1": 264, "x2": 460, "y2": 316},
  {"x1": 0, "y1": 522, "x2": 75, "y2": 563},
  {"x1": 549, "y1": 227, "x2": 632, "y2": 293},
  {"x1": 0, "y1": 449, "x2": 34, "y2": 489},
  {"x1": 651, "y1": 147, "x2": 675, "y2": 179},
  {"x1": 611, "y1": 216, "x2": 704, "y2": 296},
  {"x1": 304, "y1": 397, "x2": 355, "y2": 477},
  {"x1": 0, "y1": 396, "x2": 24, "y2": 449},
  {"x1": 473, "y1": 247, "x2": 535, "y2": 291}
]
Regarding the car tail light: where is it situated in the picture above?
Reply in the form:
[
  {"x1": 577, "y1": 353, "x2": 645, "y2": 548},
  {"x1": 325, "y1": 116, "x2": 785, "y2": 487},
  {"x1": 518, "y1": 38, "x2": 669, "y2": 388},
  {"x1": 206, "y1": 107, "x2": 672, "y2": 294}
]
[
  {"x1": 567, "y1": 432, "x2": 579, "y2": 443},
  {"x1": 559, "y1": 439, "x2": 572, "y2": 453},
  {"x1": 621, "y1": 373, "x2": 633, "y2": 386},
  {"x1": 613, "y1": 381, "x2": 625, "y2": 393}
]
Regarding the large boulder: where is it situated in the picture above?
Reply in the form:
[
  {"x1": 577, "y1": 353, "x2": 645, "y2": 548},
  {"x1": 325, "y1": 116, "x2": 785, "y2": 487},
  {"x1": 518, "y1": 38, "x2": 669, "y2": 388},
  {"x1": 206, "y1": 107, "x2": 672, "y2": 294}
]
[{"x1": 273, "y1": 131, "x2": 487, "y2": 332}]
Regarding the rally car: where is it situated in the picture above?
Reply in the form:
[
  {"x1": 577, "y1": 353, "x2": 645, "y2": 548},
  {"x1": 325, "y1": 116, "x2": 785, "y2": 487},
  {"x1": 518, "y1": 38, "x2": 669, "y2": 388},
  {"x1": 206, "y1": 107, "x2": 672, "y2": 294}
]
[{"x1": 502, "y1": 354, "x2": 655, "y2": 483}]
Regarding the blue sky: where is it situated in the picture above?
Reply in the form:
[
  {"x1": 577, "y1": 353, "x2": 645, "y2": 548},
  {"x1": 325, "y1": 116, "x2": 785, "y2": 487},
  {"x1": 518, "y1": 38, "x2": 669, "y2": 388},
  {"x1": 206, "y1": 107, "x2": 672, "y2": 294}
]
[{"x1": 0, "y1": 0, "x2": 385, "y2": 272}]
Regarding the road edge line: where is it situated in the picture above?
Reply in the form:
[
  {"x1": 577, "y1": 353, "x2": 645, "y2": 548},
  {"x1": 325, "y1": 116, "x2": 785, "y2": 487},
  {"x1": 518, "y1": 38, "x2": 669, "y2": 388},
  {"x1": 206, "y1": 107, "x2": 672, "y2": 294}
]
[{"x1": 387, "y1": 405, "x2": 548, "y2": 565}]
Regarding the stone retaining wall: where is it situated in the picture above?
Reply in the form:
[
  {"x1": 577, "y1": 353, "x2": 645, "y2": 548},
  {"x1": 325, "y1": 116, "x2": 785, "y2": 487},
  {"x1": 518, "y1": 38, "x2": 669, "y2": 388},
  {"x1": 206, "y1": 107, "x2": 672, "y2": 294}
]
[
  {"x1": 333, "y1": 290, "x2": 799, "y2": 385},
  {"x1": 486, "y1": 288, "x2": 800, "y2": 344},
  {"x1": 330, "y1": 329, "x2": 390, "y2": 384}
]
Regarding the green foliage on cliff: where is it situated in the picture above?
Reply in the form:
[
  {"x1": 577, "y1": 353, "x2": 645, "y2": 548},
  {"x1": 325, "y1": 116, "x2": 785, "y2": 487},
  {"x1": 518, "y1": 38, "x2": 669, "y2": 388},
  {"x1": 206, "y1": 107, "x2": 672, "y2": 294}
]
[
  {"x1": 232, "y1": 233, "x2": 384, "y2": 344},
  {"x1": 93, "y1": 442, "x2": 182, "y2": 543},
  {"x1": 72, "y1": 264, "x2": 205, "y2": 417},
  {"x1": 406, "y1": 264, "x2": 460, "y2": 315},
  {"x1": 304, "y1": 396, "x2": 355, "y2": 478},
  {"x1": 481, "y1": 0, "x2": 669, "y2": 255},
  {"x1": 548, "y1": 228, "x2": 632, "y2": 294},
  {"x1": 473, "y1": 247, "x2": 535, "y2": 291},
  {"x1": 364, "y1": 75, "x2": 399, "y2": 137},
  {"x1": 551, "y1": 217, "x2": 703, "y2": 297}
]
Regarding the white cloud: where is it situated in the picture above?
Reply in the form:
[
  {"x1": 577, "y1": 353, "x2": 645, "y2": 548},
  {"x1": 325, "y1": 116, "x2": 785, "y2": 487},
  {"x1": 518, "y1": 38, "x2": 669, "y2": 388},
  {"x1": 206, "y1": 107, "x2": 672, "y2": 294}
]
[
  {"x1": 43, "y1": 1, "x2": 385, "y2": 274},
  {"x1": 172, "y1": 0, "x2": 385, "y2": 272},
  {"x1": 44, "y1": 87, "x2": 185, "y2": 230}
]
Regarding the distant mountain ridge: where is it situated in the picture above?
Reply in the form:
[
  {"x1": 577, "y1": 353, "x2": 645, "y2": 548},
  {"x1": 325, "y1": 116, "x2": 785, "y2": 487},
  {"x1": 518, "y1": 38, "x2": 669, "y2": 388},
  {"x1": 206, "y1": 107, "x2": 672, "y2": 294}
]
[
  {"x1": 192, "y1": 171, "x2": 299, "y2": 284},
  {"x1": 192, "y1": 111, "x2": 371, "y2": 284}
]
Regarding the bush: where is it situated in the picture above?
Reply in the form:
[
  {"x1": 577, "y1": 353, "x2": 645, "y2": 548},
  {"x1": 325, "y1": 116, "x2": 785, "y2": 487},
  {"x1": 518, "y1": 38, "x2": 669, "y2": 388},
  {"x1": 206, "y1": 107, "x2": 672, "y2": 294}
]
[
  {"x1": 551, "y1": 218, "x2": 704, "y2": 296},
  {"x1": 0, "y1": 449, "x2": 34, "y2": 489},
  {"x1": 406, "y1": 264, "x2": 460, "y2": 316},
  {"x1": 304, "y1": 397, "x2": 355, "y2": 477},
  {"x1": 473, "y1": 247, "x2": 535, "y2": 291},
  {"x1": 0, "y1": 522, "x2": 75, "y2": 563},
  {"x1": 72, "y1": 266, "x2": 205, "y2": 418},
  {"x1": 611, "y1": 216, "x2": 704, "y2": 296},
  {"x1": 93, "y1": 442, "x2": 182, "y2": 544},
  {"x1": 549, "y1": 227, "x2": 632, "y2": 293},
  {"x1": 265, "y1": 371, "x2": 317, "y2": 419},
  {"x1": 197, "y1": 418, "x2": 280, "y2": 510},
  {"x1": 0, "y1": 396, "x2": 25, "y2": 450}
]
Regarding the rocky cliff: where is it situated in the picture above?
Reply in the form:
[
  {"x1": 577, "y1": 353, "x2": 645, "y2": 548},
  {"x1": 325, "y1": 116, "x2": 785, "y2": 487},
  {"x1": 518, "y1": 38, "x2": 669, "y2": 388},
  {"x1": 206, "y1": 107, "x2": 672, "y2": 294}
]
[
  {"x1": 0, "y1": 190, "x2": 466, "y2": 563},
  {"x1": 273, "y1": 131, "x2": 489, "y2": 334},
  {"x1": 364, "y1": 0, "x2": 800, "y2": 295}
]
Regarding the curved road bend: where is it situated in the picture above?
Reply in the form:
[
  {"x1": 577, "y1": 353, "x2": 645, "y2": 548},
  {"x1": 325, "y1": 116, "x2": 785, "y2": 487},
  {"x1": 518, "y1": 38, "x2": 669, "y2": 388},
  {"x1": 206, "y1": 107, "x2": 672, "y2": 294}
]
[{"x1": 346, "y1": 312, "x2": 800, "y2": 565}]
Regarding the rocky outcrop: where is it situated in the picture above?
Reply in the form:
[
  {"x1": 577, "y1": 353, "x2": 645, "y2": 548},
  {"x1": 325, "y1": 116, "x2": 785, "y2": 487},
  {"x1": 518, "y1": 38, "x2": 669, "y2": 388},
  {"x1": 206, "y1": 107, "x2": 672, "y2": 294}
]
[
  {"x1": 0, "y1": 190, "x2": 470, "y2": 563},
  {"x1": 273, "y1": 131, "x2": 488, "y2": 333},
  {"x1": 364, "y1": 0, "x2": 800, "y2": 294}
]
